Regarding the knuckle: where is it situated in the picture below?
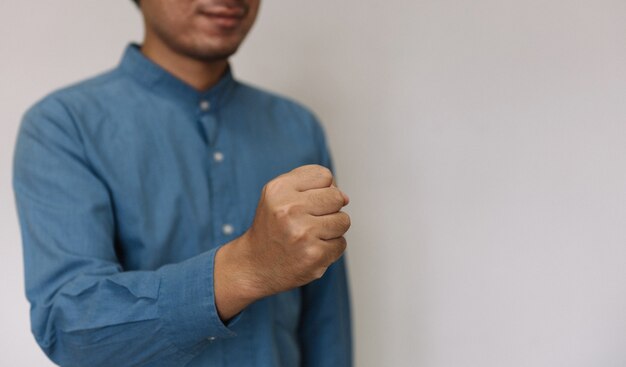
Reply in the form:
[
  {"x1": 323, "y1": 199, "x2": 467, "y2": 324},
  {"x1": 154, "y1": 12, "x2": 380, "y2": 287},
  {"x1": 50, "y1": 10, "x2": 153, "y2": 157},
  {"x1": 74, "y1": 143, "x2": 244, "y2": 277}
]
[
  {"x1": 332, "y1": 188, "x2": 345, "y2": 205},
  {"x1": 337, "y1": 237, "x2": 347, "y2": 253},
  {"x1": 272, "y1": 204, "x2": 290, "y2": 220},
  {"x1": 294, "y1": 164, "x2": 315, "y2": 173},
  {"x1": 315, "y1": 188, "x2": 343, "y2": 209},
  {"x1": 303, "y1": 245, "x2": 326, "y2": 265},
  {"x1": 317, "y1": 166, "x2": 333, "y2": 181},
  {"x1": 287, "y1": 226, "x2": 309, "y2": 244},
  {"x1": 330, "y1": 237, "x2": 347, "y2": 261},
  {"x1": 273, "y1": 203, "x2": 298, "y2": 220},
  {"x1": 337, "y1": 212, "x2": 351, "y2": 230},
  {"x1": 264, "y1": 178, "x2": 283, "y2": 196},
  {"x1": 295, "y1": 164, "x2": 319, "y2": 178}
]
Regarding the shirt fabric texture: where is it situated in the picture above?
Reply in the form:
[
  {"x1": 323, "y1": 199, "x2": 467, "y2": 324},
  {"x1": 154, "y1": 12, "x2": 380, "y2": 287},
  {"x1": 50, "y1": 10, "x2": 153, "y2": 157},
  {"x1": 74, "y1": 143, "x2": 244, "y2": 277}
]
[{"x1": 12, "y1": 44, "x2": 352, "y2": 367}]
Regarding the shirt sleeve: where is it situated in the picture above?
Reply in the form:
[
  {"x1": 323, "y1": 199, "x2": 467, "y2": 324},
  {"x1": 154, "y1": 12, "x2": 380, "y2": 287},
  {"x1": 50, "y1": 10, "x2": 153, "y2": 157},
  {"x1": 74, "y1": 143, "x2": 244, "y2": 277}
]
[
  {"x1": 12, "y1": 97, "x2": 244, "y2": 366},
  {"x1": 298, "y1": 117, "x2": 354, "y2": 367}
]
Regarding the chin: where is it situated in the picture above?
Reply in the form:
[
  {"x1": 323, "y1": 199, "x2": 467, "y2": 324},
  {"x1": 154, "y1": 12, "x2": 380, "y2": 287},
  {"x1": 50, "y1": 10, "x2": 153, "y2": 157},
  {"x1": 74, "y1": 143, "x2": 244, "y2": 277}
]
[
  {"x1": 188, "y1": 44, "x2": 240, "y2": 62},
  {"x1": 169, "y1": 35, "x2": 239, "y2": 62}
]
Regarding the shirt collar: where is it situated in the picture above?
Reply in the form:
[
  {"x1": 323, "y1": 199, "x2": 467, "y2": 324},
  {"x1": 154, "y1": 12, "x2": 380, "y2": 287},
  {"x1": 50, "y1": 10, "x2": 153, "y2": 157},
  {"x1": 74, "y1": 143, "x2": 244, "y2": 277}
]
[{"x1": 118, "y1": 43, "x2": 237, "y2": 112}]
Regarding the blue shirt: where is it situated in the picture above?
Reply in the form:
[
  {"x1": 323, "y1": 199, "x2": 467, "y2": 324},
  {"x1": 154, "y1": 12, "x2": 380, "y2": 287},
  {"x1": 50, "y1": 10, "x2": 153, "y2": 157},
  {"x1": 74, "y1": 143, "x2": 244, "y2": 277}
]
[{"x1": 13, "y1": 44, "x2": 352, "y2": 367}]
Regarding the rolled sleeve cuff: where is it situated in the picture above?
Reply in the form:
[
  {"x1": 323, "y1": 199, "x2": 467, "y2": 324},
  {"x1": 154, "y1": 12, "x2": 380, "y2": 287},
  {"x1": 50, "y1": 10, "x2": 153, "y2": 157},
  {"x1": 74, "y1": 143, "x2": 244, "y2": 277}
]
[{"x1": 158, "y1": 245, "x2": 245, "y2": 352}]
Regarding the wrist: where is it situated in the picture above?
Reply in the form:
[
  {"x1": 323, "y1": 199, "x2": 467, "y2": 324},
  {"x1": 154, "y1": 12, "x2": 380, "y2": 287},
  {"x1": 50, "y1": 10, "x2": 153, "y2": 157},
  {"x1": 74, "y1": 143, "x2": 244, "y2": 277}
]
[{"x1": 219, "y1": 232, "x2": 268, "y2": 302}]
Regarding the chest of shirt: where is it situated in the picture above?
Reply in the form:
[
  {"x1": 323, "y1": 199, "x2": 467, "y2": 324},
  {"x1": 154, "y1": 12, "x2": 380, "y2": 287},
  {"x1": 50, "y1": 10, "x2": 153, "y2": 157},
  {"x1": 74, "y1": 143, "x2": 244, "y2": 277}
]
[{"x1": 77, "y1": 99, "x2": 320, "y2": 270}]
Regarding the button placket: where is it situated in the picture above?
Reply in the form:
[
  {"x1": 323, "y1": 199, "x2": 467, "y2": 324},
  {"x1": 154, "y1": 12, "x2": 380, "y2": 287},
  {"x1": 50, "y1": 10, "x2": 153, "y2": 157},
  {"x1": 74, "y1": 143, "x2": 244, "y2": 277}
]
[
  {"x1": 197, "y1": 98, "x2": 219, "y2": 146},
  {"x1": 203, "y1": 106, "x2": 238, "y2": 244}
]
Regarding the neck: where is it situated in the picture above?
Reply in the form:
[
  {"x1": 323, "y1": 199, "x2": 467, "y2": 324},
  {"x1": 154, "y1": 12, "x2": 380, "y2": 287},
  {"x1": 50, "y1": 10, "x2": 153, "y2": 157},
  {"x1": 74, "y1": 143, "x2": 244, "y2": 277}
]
[{"x1": 141, "y1": 34, "x2": 228, "y2": 91}]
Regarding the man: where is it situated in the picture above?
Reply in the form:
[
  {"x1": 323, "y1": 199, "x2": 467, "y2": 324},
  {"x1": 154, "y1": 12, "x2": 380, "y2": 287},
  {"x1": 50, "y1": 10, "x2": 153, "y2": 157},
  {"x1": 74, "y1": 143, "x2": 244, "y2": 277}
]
[{"x1": 12, "y1": 0, "x2": 352, "y2": 366}]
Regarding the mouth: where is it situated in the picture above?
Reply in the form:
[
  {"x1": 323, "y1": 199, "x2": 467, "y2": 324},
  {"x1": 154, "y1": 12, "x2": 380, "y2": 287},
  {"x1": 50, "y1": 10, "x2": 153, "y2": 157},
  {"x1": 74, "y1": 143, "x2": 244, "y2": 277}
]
[{"x1": 199, "y1": 5, "x2": 247, "y2": 29}]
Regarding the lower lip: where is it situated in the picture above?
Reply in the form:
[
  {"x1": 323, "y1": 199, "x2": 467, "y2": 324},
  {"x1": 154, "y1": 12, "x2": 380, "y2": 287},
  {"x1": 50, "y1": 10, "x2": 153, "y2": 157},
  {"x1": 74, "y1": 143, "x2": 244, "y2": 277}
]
[{"x1": 202, "y1": 14, "x2": 243, "y2": 29}]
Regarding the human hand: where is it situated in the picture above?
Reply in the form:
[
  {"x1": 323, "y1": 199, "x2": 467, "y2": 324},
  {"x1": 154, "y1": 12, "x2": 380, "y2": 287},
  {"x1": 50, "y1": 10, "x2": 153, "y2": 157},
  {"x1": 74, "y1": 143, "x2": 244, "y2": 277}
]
[{"x1": 237, "y1": 164, "x2": 351, "y2": 299}]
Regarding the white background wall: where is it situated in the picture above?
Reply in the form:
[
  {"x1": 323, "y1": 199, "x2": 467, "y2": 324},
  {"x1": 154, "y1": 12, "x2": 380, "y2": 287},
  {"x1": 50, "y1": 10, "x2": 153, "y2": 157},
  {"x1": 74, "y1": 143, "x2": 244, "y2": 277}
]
[{"x1": 1, "y1": 1, "x2": 625, "y2": 366}]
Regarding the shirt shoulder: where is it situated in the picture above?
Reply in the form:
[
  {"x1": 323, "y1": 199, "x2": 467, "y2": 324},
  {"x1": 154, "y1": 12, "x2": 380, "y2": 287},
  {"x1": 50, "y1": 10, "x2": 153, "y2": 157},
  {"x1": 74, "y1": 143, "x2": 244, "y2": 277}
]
[
  {"x1": 17, "y1": 70, "x2": 131, "y2": 168},
  {"x1": 23, "y1": 67, "x2": 138, "y2": 127}
]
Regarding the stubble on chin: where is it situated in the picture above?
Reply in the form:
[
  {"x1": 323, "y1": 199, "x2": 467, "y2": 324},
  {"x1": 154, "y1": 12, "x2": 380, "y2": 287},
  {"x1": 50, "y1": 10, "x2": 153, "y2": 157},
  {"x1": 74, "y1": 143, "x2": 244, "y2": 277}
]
[
  {"x1": 154, "y1": 24, "x2": 240, "y2": 63},
  {"x1": 182, "y1": 41, "x2": 240, "y2": 62}
]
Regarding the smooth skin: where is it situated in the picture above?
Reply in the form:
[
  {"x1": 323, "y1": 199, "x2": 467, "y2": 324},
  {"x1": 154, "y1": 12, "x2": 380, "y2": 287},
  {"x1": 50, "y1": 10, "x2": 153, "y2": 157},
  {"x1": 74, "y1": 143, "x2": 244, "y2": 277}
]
[{"x1": 136, "y1": 0, "x2": 352, "y2": 322}]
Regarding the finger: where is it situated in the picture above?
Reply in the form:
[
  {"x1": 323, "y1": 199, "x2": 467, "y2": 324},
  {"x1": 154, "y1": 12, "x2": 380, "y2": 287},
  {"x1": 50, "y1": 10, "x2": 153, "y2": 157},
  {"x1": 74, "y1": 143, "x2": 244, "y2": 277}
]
[
  {"x1": 310, "y1": 211, "x2": 351, "y2": 240},
  {"x1": 330, "y1": 179, "x2": 350, "y2": 205},
  {"x1": 303, "y1": 187, "x2": 347, "y2": 215},
  {"x1": 287, "y1": 164, "x2": 334, "y2": 191},
  {"x1": 320, "y1": 236, "x2": 348, "y2": 263}
]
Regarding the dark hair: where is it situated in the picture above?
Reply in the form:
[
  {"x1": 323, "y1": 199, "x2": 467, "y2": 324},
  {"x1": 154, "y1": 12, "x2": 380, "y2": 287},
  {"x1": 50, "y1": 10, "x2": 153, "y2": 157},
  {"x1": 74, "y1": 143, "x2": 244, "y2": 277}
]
[{"x1": 132, "y1": 0, "x2": 139, "y2": 5}]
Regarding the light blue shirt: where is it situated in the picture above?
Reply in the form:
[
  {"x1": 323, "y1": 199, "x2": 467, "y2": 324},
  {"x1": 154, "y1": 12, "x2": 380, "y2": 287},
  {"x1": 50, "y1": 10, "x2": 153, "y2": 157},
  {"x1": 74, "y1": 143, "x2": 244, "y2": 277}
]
[{"x1": 13, "y1": 44, "x2": 352, "y2": 367}]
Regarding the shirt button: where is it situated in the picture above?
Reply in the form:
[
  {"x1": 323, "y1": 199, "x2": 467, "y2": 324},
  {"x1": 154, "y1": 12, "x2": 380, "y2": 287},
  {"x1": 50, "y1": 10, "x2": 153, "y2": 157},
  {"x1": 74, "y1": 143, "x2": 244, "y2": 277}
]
[
  {"x1": 199, "y1": 100, "x2": 211, "y2": 111},
  {"x1": 222, "y1": 224, "x2": 234, "y2": 236},
  {"x1": 213, "y1": 151, "x2": 224, "y2": 162},
  {"x1": 208, "y1": 336, "x2": 216, "y2": 341}
]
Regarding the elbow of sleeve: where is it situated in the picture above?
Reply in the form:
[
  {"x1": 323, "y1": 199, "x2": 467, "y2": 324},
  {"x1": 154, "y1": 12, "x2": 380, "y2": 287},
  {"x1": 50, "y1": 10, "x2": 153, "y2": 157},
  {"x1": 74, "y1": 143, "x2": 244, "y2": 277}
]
[
  {"x1": 34, "y1": 332, "x2": 95, "y2": 367},
  {"x1": 27, "y1": 278, "x2": 169, "y2": 366},
  {"x1": 30, "y1": 314, "x2": 90, "y2": 367},
  {"x1": 24, "y1": 245, "x2": 247, "y2": 364},
  {"x1": 31, "y1": 311, "x2": 183, "y2": 367}
]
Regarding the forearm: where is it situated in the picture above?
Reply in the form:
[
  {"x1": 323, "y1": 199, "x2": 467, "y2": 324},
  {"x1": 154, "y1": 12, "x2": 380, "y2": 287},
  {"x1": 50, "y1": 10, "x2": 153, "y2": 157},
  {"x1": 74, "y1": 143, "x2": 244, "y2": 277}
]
[
  {"x1": 214, "y1": 233, "x2": 266, "y2": 321},
  {"x1": 27, "y1": 248, "x2": 239, "y2": 366}
]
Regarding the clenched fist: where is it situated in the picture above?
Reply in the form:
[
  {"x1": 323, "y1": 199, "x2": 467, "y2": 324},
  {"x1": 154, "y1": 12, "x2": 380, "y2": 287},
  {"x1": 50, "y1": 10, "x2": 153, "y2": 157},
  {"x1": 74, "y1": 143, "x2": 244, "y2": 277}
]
[{"x1": 214, "y1": 165, "x2": 351, "y2": 321}]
